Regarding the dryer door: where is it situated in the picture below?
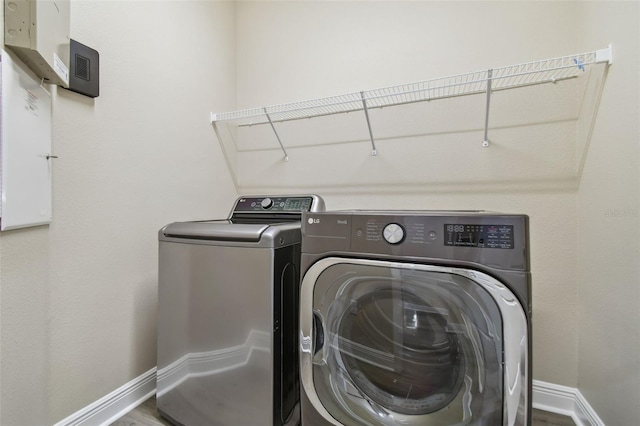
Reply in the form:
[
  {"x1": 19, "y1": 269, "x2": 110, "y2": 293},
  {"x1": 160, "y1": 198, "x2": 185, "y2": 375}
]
[{"x1": 300, "y1": 258, "x2": 528, "y2": 426}]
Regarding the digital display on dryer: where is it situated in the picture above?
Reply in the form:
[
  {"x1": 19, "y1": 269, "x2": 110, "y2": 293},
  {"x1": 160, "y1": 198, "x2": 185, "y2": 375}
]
[{"x1": 444, "y1": 224, "x2": 514, "y2": 249}]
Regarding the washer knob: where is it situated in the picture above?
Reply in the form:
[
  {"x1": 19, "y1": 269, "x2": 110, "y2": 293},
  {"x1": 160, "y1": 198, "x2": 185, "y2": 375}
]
[
  {"x1": 383, "y1": 223, "x2": 405, "y2": 244},
  {"x1": 261, "y1": 198, "x2": 274, "y2": 209}
]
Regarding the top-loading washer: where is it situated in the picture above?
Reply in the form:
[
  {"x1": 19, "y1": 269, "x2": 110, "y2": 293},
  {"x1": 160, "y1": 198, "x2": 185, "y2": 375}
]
[
  {"x1": 299, "y1": 210, "x2": 531, "y2": 426},
  {"x1": 156, "y1": 195, "x2": 325, "y2": 426}
]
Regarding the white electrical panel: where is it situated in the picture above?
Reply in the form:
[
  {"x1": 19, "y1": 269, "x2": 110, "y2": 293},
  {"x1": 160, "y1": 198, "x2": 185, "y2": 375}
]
[
  {"x1": 4, "y1": 0, "x2": 70, "y2": 87},
  {"x1": 0, "y1": 49, "x2": 53, "y2": 231}
]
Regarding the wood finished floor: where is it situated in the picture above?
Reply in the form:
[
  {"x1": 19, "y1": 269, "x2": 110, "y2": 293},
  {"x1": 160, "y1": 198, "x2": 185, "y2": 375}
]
[{"x1": 111, "y1": 396, "x2": 576, "y2": 426}]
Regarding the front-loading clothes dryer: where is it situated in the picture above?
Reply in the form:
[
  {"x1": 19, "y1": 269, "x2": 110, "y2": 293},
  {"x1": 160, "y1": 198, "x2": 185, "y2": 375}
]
[
  {"x1": 156, "y1": 195, "x2": 324, "y2": 426},
  {"x1": 299, "y1": 211, "x2": 531, "y2": 426}
]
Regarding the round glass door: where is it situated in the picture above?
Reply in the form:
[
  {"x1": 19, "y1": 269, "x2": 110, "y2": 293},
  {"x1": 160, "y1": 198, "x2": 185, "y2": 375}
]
[
  {"x1": 308, "y1": 261, "x2": 507, "y2": 425},
  {"x1": 337, "y1": 287, "x2": 466, "y2": 415}
]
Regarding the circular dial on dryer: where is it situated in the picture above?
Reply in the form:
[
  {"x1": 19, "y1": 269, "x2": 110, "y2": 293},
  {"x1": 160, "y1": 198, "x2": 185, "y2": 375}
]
[
  {"x1": 383, "y1": 223, "x2": 405, "y2": 244},
  {"x1": 261, "y1": 198, "x2": 274, "y2": 209}
]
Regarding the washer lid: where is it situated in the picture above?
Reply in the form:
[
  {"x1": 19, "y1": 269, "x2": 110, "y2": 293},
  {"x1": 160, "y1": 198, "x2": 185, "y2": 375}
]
[{"x1": 162, "y1": 221, "x2": 270, "y2": 242}]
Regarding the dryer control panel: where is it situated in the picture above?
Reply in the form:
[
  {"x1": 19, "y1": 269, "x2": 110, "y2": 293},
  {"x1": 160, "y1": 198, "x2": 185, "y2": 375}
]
[
  {"x1": 444, "y1": 224, "x2": 514, "y2": 249},
  {"x1": 301, "y1": 210, "x2": 529, "y2": 271}
]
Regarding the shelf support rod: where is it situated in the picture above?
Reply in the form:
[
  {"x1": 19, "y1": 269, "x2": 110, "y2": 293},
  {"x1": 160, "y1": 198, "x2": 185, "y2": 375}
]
[
  {"x1": 482, "y1": 69, "x2": 493, "y2": 148},
  {"x1": 360, "y1": 91, "x2": 378, "y2": 156},
  {"x1": 264, "y1": 108, "x2": 289, "y2": 161}
]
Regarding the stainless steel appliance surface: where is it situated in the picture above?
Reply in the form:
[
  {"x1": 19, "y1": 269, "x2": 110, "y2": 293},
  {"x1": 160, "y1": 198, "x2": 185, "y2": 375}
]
[
  {"x1": 299, "y1": 210, "x2": 531, "y2": 426},
  {"x1": 157, "y1": 195, "x2": 324, "y2": 426}
]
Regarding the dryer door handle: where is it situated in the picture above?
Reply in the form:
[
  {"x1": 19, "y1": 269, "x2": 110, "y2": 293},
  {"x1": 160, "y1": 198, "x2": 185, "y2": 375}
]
[{"x1": 313, "y1": 312, "x2": 325, "y2": 357}]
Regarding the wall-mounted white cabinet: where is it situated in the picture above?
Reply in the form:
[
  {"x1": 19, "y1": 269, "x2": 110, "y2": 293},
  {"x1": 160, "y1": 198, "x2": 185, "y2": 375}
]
[
  {"x1": 0, "y1": 49, "x2": 53, "y2": 231},
  {"x1": 4, "y1": 0, "x2": 71, "y2": 87}
]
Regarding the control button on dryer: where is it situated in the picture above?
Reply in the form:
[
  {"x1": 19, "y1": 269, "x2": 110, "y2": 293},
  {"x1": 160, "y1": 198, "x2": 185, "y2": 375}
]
[{"x1": 383, "y1": 223, "x2": 405, "y2": 244}]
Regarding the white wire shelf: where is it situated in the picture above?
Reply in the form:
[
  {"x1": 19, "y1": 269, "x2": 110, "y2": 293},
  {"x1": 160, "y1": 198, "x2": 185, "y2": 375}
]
[{"x1": 211, "y1": 45, "x2": 612, "y2": 158}]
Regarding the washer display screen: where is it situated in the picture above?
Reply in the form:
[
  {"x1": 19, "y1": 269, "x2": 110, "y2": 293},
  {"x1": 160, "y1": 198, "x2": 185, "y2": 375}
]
[{"x1": 284, "y1": 197, "x2": 312, "y2": 211}]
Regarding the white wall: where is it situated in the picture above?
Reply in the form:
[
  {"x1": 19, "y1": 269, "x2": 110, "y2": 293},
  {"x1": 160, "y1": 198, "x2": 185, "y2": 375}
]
[
  {"x1": 233, "y1": 1, "x2": 583, "y2": 192},
  {"x1": 234, "y1": 0, "x2": 581, "y2": 387},
  {"x1": 0, "y1": 1, "x2": 238, "y2": 424},
  {"x1": 576, "y1": 2, "x2": 640, "y2": 425}
]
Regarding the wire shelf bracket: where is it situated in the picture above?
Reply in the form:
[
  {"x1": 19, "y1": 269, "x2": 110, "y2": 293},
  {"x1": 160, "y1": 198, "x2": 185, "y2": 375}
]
[
  {"x1": 360, "y1": 91, "x2": 378, "y2": 156},
  {"x1": 211, "y1": 45, "x2": 613, "y2": 155},
  {"x1": 263, "y1": 107, "x2": 289, "y2": 161}
]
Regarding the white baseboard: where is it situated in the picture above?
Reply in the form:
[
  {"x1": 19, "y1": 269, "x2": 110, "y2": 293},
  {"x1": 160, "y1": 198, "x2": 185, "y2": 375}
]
[
  {"x1": 533, "y1": 379, "x2": 605, "y2": 426},
  {"x1": 54, "y1": 372, "x2": 603, "y2": 426},
  {"x1": 52, "y1": 368, "x2": 156, "y2": 426}
]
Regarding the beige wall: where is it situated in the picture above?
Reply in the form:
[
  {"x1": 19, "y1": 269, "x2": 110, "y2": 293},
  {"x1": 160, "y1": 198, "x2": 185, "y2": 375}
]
[
  {"x1": 1, "y1": 1, "x2": 637, "y2": 425},
  {"x1": 576, "y1": 2, "x2": 640, "y2": 425},
  {"x1": 234, "y1": 0, "x2": 582, "y2": 387},
  {"x1": 0, "y1": 1, "x2": 238, "y2": 424}
]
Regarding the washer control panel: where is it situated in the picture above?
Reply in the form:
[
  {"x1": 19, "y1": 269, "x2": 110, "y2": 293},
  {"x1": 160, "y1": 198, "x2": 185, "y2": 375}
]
[{"x1": 234, "y1": 196, "x2": 316, "y2": 213}]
